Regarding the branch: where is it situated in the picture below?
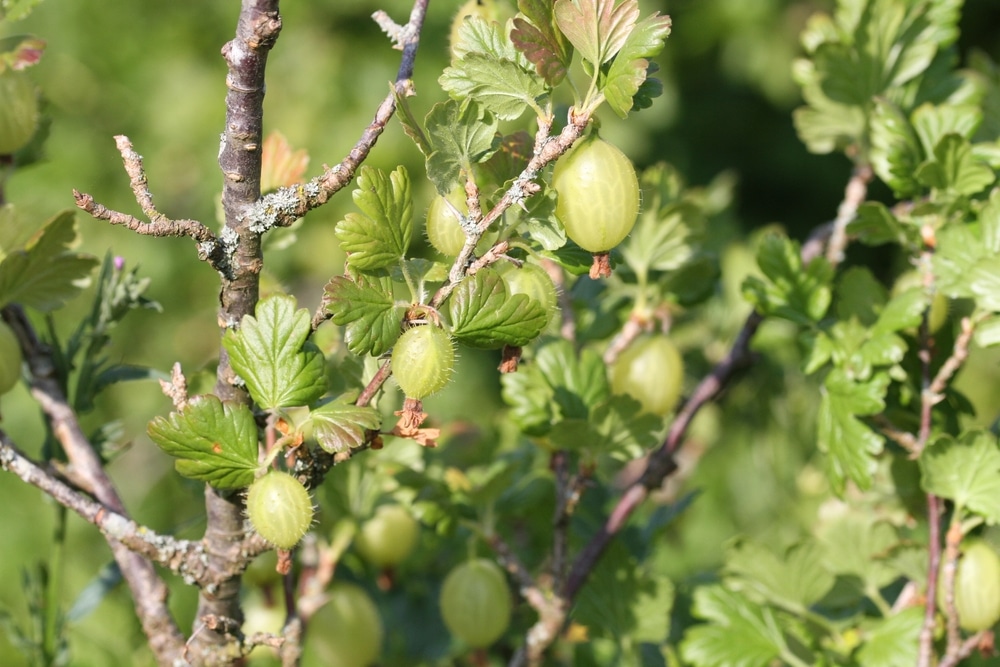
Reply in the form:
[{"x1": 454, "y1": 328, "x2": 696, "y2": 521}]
[
  {"x1": 3, "y1": 305, "x2": 187, "y2": 664},
  {"x1": 244, "y1": 1, "x2": 429, "y2": 232},
  {"x1": 72, "y1": 135, "x2": 224, "y2": 268}
]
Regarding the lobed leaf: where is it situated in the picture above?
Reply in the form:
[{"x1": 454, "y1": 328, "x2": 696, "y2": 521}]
[
  {"x1": 601, "y1": 11, "x2": 672, "y2": 118},
  {"x1": 324, "y1": 274, "x2": 403, "y2": 357},
  {"x1": 856, "y1": 607, "x2": 923, "y2": 667},
  {"x1": 425, "y1": 99, "x2": 499, "y2": 194},
  {"x1": 554, "y1": 0, "x2": 638, "y2": 67},
  {"x1": 726, "y1": 540, "x2": 835, "y2": 613},
  {"x1": 915, "y1": 133, "x2": 995, "y2": 195},
  {"x1": 146, "y1": 394, "x2": 259, "y2": 489},
  {"x1": 223, "y1": 294, "x2": 326, "y2": 410},
  {"x1": 920, "y1": 431, "x2": 1000, "y2": 523},
  {"x1": 817, "y1": 369, "x2": 888, "y2": 493},
  {"x1": 680, "y1": 585, "x2": 790, "y2": 667},
  {"x1": 334, "y1": 166, "x2": 412, "y2": 270},
  {"x1": 449, "y1": 268, "x2": 548, "y2": 348},
  {"x1": 741, "y1": 234, "x2": 833, "y2": 326},
  {"x1": 309, "y1": 395, "x2": 382, "y2": 454},
  {"x1": 511, "y1": 0, "x2": 573, "y2": 85}
]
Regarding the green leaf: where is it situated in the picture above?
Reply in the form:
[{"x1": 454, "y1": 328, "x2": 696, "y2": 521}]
[
  {"x1": 817, "y1": 370, "x2": 888, "y2": 493},
  {"x1": 912, "y1": 102, "x2": 983, "y2": 157},
  {"x1": 920, "y1": 431, "x2": 1000, "y2": 523},
  {"x1": 835, "y1": 267, "x2": 886, "y2": 327},
  {"x1": 534, "y1": 339, "x2": 610, "y2": 419},
  {"x1": 440, "y1": 17, "x2": 547, "y2": 121},
  {"x1": 554, "y1": 0, "x2": 638, "y2": 67},
  {"x1": 915, "y1": 133, "x2": 995, "y2": 195},
  {"x1": 680, "y1": 585, "x2": 789, "y2": 667},
  {"x1": 620, "y1": 204, "x2": 698, "y2": 278},
  {"x1": 146, "y1": 394, "x2": 260, "y2": 489},
  {"x1": 601, "y1": 10, "x2": 672, "y2": 118},
  {"x1": 856, "y1": 607, "x2": 923, "y2": 667},
  {"x1": 334, "y1": 166, "x2": 413, "y2": 270},
  {"x1": 871, "y1": 287, "x2": 926, "y2": 335},
  {"x1": 511, "y1": 0, "x2": 573, "y2": 86},
  {"x1": 0, "y1": 211, "x2": 98, "y2": 312},
  {"x1": 425, "y1": 99, "x2": 499, "y2": 194},
  {"x1": 980, "y1": 187, "x2": 1000, "y2": 254},
  {"x1": 741, "y1": 234, "x2": 833, "y2": 326},
  {"x1": 726, "y1": 540, "x2": 834, "y2": 612},
  {"x1": 0, "y1": 203, "x2": 42, "y2": 259},
  {"x1": 848, "y1": 202, "x2": 919, "y2": 247},
  {"x1": 869, "y1": 98, "x2": 922, "y2": 198},
  {"x1": 500, "y1": 362, "x2": 555, "y2": 436},
  {"x1": 975, "y1": 314, "x2": 1000, "y2": 348},
  {"x1": 448, "y1": 268, "x2": 547, "y2": 348},
  {"x1": 222, "y1": 294, "x2": 326, "y2": 410},
  {"x1": 818, "y1": 516, "x2": 900, "y2": 590},
  {"x1": 324, "y1": 274, "x2": 403, "y2": 357},
  {"x1": 393, "y1": 87, "x2": 432, "y2": 157},
  {"x1": 309, "y1": 395, "x2": 382, "y2": 454}
]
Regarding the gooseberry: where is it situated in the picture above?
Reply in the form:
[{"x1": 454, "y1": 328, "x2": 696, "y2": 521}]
[
  {"x1": 439, "y1": 558, "x2": 512, "y2": 648},
  {"x1": 355, "y1": 504, "x2": 420, "y2": 568},
  {"x1": 939, "y1": 540, "x2": 1000, "y2": 632},
  {"x1": 245, "y1": 471, "x2": 314, "y2": 549},
  {"x1": 609, "y1": 335, "x2": 684, "y2": 416},
  {"x1": 391, "y1": 325, "x2": 456, "y2": 400},
  {"x1": 303, "y1": 583, "x2": 384, "y2": 667}
]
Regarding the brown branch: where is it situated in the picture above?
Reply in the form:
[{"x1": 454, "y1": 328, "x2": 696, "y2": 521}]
[
  {"x1": 245, "y1": 1, "x2": 429, "y2": 231},
  {"x1": 3, "y1": 305, "x2": 187, "y2": 664}
]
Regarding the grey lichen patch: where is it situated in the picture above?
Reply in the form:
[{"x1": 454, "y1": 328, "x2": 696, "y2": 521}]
[{"x1": 243, "y1": 186, "x2": 306, "y2": 233}]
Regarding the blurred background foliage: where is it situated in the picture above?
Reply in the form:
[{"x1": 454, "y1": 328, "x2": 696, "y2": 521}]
[{"x1": 2, "y1": 0, "x2": 1000, "y2": 665}]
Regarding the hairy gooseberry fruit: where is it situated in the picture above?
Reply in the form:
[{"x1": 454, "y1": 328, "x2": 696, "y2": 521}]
[
  {"x1": 426, "y1": 186, "x2": 469, "y2": 257},
  {"x1": 303, "y1": 583, "x2": 384, "y2": 667},
  {"x1": 551, "y1": 133, "x2": 640, "y2": 254},
  {"x1": 0, "y1": 320, "x2": 23, "y2": 395},
  {"x1": 610, "y1": 335, "x2": 684, "y2": 416},
  {"x1": 0, "y1": 71, "x2": 39, "y2": 155},
  {"x1": 499, "y1": 261, "x2": 558, "y2": 326},
  {"x1": 939, "y1": 540, "x2": 1000, "y2": 632},
  {"x1": 355, "y1": 504, "x2": 420, "y2": 568},
  {"x1": 391, "y1": 325, "x2": 455, "y2": 399},
  {"x1": 246, "y1": 471, "x2": 313, "y2": 549},
  {"x1": 440, "y1": 558, "x2": 512, "y2": 648}
]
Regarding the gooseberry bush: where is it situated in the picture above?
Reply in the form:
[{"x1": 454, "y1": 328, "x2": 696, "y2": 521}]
[{"x1": 2, "y1": 0, "x2": 1000, "y2": 666}]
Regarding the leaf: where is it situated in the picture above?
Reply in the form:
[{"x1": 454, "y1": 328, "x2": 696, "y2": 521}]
[
  {"x1": 500, "y1": 363, "x2": 555, "y2": 436},
  {"x1": 534, "y1": 339, "x2": 610, "y2": 419},
  {"x1": 915, "y1": 133, "x2": 996, "y2": 195},
  {"x1": 324, "y1": 274, "x2": 403, "y2": 357},
  {"x1": 440, "y1": 17, "x2": 547, "y2": 121},
  {"x1": 511, "y1": 0, "x2": 573, "y2": 85},
  {"x1": 425, "y1": 99, "x2": 499, "y2": 195},
  {"x1": 920, "y1": 431, "x2": 1000, "y2": 523},
  {"x1": 741, "y1": 234, "x2": 833, "y2": 326},
  {"x1": 309, "y1": 395, "x2": 382, "y2": 454},
  {"x1": 869, "y1": 98, "x2": 922, "y2": 198},
  {"x1": 848, "y1": 201, "x2": 919, "y2": 247},
  {"x1": 817, "y1": 369, "x2": 888, "y2": 493},
  {"x1": 856, "y1": 607, "x2": 923, "y2": 667},
  {"x1": 393, "y1": 87, "x2": 432, "y2": 157},
  {"x1": 554, "y1": 0, "x2": 638, "y2": 67},
  {"x1": 334, "y1": 166, "x2": 412, "y2": 270},
  {"x1": 680, "y1": 585, "x2": 789, "y2": 667},
  {"x1": 912, "y1": 102, "x2": 983, "y2": 157},
  {"x1": 0, "y1": 210, "x2": 98, "y2": 311},
  {"x1": 818, "y1": 516, "x2": 900, "y2": 590},
  {"x1": 146, "y1": 395, "x2": 260, "y2": 489},
  {"x1": 726, "y1": 540, "x2": 834, "y2": 612},
  {"x1": 975, "y1": 314, "x2": 1000, "y2": 348},
  {"x1": 448, "y1": 268, "x2": 547, "y2": 348},
  {"x1": 222, "y1": 294, "x2": 327, "y2": 410},
  {"x1": 601, "y1": 11, "x2": 672, "y2": 118}
]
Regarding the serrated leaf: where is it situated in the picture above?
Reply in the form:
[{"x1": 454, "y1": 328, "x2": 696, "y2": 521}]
[
  {"x1": 975, "y1": 314, "x2": 1000, "y2": 348},
  {"x1": 817, "y1": 370, "x2": 888, "y2": 493},
  {"x1": 0, "y1": 210, "x2": 98, "y2": 311},
  {"x1": 601, "y1": 11, "x2": 672, "y2": 118},
  {"x1": 856, "y1": 607, "x2": 923, "y2": 667},
  {"x1": 915, "y1": 133, "x2": 995, "y2": 195},
  {"x1": 741, "y1": 234, "x2": 833, "y2": 326},
  {"x1": 680, "y1": 585, "x2": 789, "y2": 667},
  {"x1": 393, "y1": 87, "x2": 432, "y2": 157},
  {"x1": 334, "y1": 166, "x2": 412, "y2": 270},
  {"x1": 324, "y1": 274, "x2": 403, "y2": 357},
  {"x1": 818, "y1": 516, "x2": 900, "y2": 589},
  {"x1": 425, "y1": 99, "x2": 499, "y2": 194},
  {"x1": 511, "y1": 0, "x2": 573, "y2": 85},
  {"x1": 912, "y1": 102, "x2": 982, "y2": 156},
  {"x1": 620, "y1": 206, "x2": 696, "y2": 277},
  {"x1": 146, "y1": 394, "x2": 259, "y2": 488},
  {"x1": 516, "y1": 190, "x2": 567, "y2": 251},
  {"x1": 0, "y1": 203, "x2": 42, "y2": 260},
  {"x1": 871, "y1": 288, "x2": 926, "y2": 335},
  {"x1": 835, "y1": 267, "x2": 886, "y2": 326},
  {"x1": 869, "y1": 98, "x2": 922, "y2": 198},
  {"x1": 440, "y1": 53, "x2": 548, "y2": 121},
  {"x1": 726, "y1": 540, "x2": 834, "y2": 612},
  {"x1": 554, "y1": 0, "x2": 638, "y2": 67},
  {"x1": 309, "y1": 395, "x2": 381, "y2": 454},
  {"x1": 449, "y1": 268, "x2": 547, "y2": 348},
  {"x1": 848, "y1": 201, "x2": 918, "y2": 247},
  {"x1": 222, "y1": 294, "x2": 326, "y2": 410},
  {"x1": 920, "y1": 431, "x2": 1000, "y2": 523}
]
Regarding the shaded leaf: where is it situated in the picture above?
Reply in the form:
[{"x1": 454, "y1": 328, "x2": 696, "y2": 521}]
[
  {"x1": 680, "y1": 585, "x2": 789, "y2": 667},
  {"x1": 742, "y1": 234, "x2": 833, "y2": 326},
  {"x1": 334, "y1": 166, "x2": 412, "y2": 270},
  {"x1": 534, "y1": 338, "x2": 610, "y2": 419},
  {"x1": 554, "y1": 0, "x2": 638, "y2": 67},
  {"x1": 425, "y1": 99, "x2": 499, "y2": 195},
  {"x1": 222, "y1": 294, "x2": 326, "y2": 410},
  {"x1": 915, "y1": 133, "x2": 995, "y2": 195},
  {"x1": 726, "y1": 540, "x2": 835, "y2": 612},
  {"x1": 147, "y1": 395, "x2": 259, "y2": 489},
  {"x1": 310, "y1": 395, "x2": 382, "y2": 454},
  {"x1": 856, "y1": 607, "x2": 923, "y2": 667},
  {"x1": 920, "y1": 431, "x2": 1000, "y2": 523},
  {"x1": 511, "y1": 0, "x2": 573, "y2": 85},
  {"x1": 818, "y1": 370, "x2": 888, "y2": 493},
  {"x1": 601, "y1": 11, "x2": 672, "y2": 118}
]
